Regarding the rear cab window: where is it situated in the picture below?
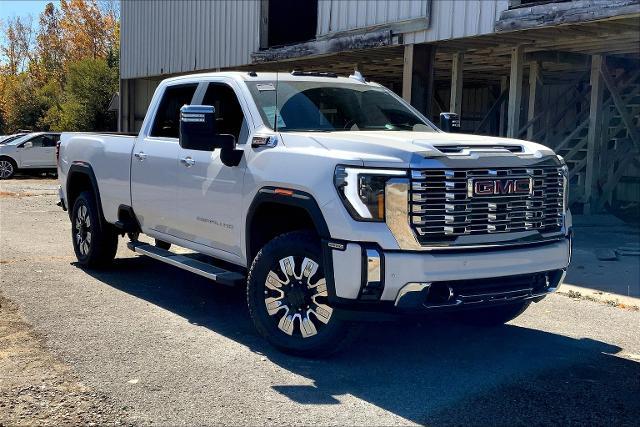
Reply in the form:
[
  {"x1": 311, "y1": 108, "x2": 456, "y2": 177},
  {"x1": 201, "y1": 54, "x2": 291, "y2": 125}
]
[{"x1": 150, "y1": 84, "x2": 198, "y2": 138}]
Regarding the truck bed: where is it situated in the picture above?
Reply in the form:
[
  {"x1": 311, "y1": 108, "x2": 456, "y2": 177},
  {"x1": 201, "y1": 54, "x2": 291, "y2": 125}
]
[{"x1": 58, "y1": 132, "x2": 136, "y2": 223}]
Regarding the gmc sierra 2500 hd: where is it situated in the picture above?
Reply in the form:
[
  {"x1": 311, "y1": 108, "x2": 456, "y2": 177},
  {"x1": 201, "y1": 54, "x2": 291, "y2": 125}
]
[{"x1": 58, "y1": 71, "x2": 572, "y2": 356}]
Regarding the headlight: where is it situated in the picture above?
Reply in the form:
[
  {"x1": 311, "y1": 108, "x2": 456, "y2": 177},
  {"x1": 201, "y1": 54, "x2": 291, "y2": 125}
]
[
  {"x1": 334, "y1": 166, "x2": 407, "y2": 221},
  {"x1": 558, "y1": 155, "x2": 569, "y2": 214}
]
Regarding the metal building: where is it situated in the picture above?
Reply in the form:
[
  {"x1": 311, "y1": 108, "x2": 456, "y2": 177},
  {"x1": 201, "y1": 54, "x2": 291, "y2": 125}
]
[{"x1": 120, "y1": 0, "x2": 640, "y2": 214}]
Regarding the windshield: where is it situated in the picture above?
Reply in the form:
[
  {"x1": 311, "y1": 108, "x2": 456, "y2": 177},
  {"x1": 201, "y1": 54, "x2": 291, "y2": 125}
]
[
  {"x1": 0, "y1": 134, "x2": 26, "y2": 145},
  {"x1": 247, "y1": 80, "x2": 437, "y2": 133}
]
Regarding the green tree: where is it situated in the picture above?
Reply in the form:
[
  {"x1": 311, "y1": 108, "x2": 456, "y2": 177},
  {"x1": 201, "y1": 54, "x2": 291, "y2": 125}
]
[{"x1": 56, "y1": 58, "x2": 117, "y2": 131}]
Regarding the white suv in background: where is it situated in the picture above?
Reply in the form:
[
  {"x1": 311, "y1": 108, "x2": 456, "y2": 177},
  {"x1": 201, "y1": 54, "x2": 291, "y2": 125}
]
[{"x1": 0, "y1": 132, "x2": 60, "y2": 179}]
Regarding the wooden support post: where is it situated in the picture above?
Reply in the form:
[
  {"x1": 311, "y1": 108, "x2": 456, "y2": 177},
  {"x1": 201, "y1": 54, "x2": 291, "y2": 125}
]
[
  {"x1": 450, "y1": 52, "x2": 464, "y2": 115},
  {"x1": 527, "y1": 61, "x2": 541, "y2": 140},
  {"x1": 402, "y1": 44, "x2": 436, "y2": 118},
  {"x1": 402, "y1": 44, "x2": 413, "y2": 102},
  {"x1": 500, "y1": 76, "x2": 508, "y2": 136},
  {"x1": 507, "y1": 45, "x2": 525, "y2": 139},
  {"x1": 584, "y1": 55, "x2": 605, "y2": 215}
]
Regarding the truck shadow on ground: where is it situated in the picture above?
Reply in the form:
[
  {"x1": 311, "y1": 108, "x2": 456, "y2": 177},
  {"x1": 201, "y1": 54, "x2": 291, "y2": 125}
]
[{"x1": 78, "y1": 255, "x2": 640, "y2": 425}]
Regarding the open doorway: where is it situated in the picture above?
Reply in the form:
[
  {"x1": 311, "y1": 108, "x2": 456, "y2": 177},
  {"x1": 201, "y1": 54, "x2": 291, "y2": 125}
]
[{"x1": 261, "y1": 0, "x2": 318, "y2": 48}]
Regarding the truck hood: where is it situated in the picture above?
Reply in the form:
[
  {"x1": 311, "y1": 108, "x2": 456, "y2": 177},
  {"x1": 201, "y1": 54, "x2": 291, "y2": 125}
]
[{"x1": 281, "y1": 131, "x2": 556, "y2": 167}]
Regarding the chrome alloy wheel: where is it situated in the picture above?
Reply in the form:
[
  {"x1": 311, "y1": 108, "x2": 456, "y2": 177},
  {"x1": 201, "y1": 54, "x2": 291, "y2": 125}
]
[
  {"x1": 0, "y1": 160, "x2": 14, "y2": 179},
  {"x1": 264, "y1": 256, "x2": 333, "y2": 338},
  {"x1": 74, "y1": 205, "x2": 92, "y2": 256}
]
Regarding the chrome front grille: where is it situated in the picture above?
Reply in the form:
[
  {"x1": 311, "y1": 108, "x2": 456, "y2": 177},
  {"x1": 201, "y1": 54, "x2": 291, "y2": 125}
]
[{"x1": 410, "y1": 166, "x2": 564, "y2": 244}]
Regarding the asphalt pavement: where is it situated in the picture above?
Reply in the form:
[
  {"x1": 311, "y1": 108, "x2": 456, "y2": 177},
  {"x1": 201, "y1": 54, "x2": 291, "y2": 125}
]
[{"x1": 1, "y1": 177, "x2": 639, "y2": 426}]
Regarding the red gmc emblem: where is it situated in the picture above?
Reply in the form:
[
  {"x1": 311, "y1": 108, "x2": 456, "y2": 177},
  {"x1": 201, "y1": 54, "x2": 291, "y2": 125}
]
[{"x1": 469, "y1": 178, "x2": 532, "y2": 197}]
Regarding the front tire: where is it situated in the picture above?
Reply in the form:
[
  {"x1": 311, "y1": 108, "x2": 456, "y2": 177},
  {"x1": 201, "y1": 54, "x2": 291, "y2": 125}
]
[
  {"x1": 247, "y1": 231, "x2": 351, "y2": 357},
  {"x1": 71, "y1": 191, "x2": 118, "y2": 268},
  {"x1": 0, "y1": 158, "x2": 16, "y2": 179},
  {"x1": 457, "y1": 301, "x2": 531, "y2": 326}
]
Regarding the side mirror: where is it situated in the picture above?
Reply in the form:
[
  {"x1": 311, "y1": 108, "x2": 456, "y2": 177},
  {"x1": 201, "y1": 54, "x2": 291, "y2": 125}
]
[
  {"x1": 179, "y1": 104, "x2": 243, "y2": 167},
  {"x1": 439, "y1": 112, "x2": 461, "y2": 133},
  {"x1": 23, "y1": 141, "x2": 33, "y2": 149}
]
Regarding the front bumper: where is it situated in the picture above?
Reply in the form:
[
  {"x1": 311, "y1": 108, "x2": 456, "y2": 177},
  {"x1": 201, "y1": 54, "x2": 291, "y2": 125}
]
[{"x1": 325, "y1": 236, "x2": 571, "y2": 314}]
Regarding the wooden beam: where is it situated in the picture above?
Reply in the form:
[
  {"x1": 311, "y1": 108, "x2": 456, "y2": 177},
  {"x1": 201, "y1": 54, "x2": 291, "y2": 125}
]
[
  {"x1": 525, "y1": 50, "x2": 590, "y2": 66},
  {"x1": 507, "y1": 45, "x2": 525, "y2": 139},
  {"x1": 584, "y1": 55, "x2": 605, "y2": 214},
  {"x1": 500, "y1": 76, "x2": 508, "y2": 136},
  {"x1": 450, "y1": 52, "x2": 464, "y2": 115},
  {"x1": 600, "y1": 62, "x2": 640, "y2": 150},
  {"x1": 474, "y1": 89, "x2": 509, "y2": 134},
  {"x1": 402, "y1": 44, "x2": 413, "y2": 102},
  {"x1": 496, "y1": 0, "x2": 640, "y2": 32},
  {"x1": 408, "y1": 44, "x2": 437, "y2": 118},
  {"x1": 527, "y1": 61, "x2": 541, "y2": 140}
]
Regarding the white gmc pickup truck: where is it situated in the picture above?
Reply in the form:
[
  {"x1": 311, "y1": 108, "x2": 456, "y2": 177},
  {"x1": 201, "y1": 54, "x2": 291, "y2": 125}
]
[{"x1": 58, "y1": 71, "x2": 572, "y2": 356}]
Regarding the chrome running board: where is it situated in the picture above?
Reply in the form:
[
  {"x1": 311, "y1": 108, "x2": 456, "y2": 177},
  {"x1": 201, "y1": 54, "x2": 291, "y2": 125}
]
[{"x1": 127, "y1": 241, "x2": 245, "y2": 287}]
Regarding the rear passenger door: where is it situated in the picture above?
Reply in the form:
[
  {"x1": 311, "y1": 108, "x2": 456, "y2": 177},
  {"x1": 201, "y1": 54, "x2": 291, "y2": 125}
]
[
  {"x1": 174, "y1": 80, "x2": 250, "y2": 261},
  {"x1": 131, "y1": 83, "x2": 198, "y2": 238}
]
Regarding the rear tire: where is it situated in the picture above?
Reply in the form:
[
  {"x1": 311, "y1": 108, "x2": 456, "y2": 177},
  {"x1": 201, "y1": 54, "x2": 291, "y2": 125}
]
[
  {"x1": 0, "y1": 158, "x2": 16, "y2": 180},
  {"x1": 457, "y1": 301, "x2": 531, "y2": 326},
  {"x1": 247, "y1": 230, "x2": 353, "y2": 357},
  {"x1": 71, "y1": 191, "x2": 118, "y2": 268}
]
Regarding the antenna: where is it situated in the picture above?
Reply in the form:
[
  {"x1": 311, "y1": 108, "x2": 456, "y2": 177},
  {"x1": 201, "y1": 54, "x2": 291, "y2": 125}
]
[{"x1": 274, "y1": 71, "x2": 279, "y2": 132}]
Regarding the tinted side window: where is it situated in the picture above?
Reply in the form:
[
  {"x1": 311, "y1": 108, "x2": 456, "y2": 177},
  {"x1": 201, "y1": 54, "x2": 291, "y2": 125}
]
[
  {"x1": 202, "y1": 83, "x2": 247, "y2": 142},
  {"x1": 27, "y1": 136, "x2": 45, "y2": 148},
  {"x1": 150, "y1": 84, "x2": 198, "y2": 138},
  {"x1": 42, "y1": 135, "x2": 58, "y2": 147}
]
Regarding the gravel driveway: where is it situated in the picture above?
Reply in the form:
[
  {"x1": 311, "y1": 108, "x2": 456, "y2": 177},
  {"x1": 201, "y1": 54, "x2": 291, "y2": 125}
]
[{"x1": 1, "y1": 178, "x2": 639, "y2": 426}]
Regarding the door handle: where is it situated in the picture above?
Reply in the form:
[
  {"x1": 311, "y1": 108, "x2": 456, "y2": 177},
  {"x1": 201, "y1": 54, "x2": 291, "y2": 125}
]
[
  {"x1": 134, "y1": 152, "x2": 148, "y2": 161},
  {"x1": 180, "y1": 156, "x2": 195, "y2": 167}
]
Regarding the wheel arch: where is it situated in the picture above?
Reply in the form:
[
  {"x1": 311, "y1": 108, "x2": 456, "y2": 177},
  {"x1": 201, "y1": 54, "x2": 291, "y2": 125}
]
[
  {"x1": 66, "y1": 163, "x2": 106, "y2": 226},
  {"x1": 0, "y1": 155, "x2": 18, "y2": 168},
  {"x1": 245, "y1": 187, "x2": 330, "y2": 264}
]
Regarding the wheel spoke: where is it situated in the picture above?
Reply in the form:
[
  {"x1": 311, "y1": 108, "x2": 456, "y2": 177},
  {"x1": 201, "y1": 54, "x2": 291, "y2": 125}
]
[
  {"x1": 85, "y1": 215, "x2": 91, "y2": 228},
  {"x1": 309, "y1": 303, "x2": 333, "y2": 324},
  {"x1": 278, "y1": 311, "x2": 295, "y2": 336},
  {"x1": 300, "y1": 312, "x2": 318, "y2": 337},
  {"x1": 266, "y1": 270, "x2": 287, "y2": 290},
  {"x1": 309, "y1": 278, "x2": 327, "y2": 296},
  {"x1": 299, "y1": 257, "x2": 319, "y2": 283},
  {"x1": 279, "y1": 256, "x2": 296, "y2": 280},
  {"x1": 85, "y1": 231, "x2": 92, "y2": 245},
  {"x1": 265, "y1": 297, "x2": 286, "y2": 315}
]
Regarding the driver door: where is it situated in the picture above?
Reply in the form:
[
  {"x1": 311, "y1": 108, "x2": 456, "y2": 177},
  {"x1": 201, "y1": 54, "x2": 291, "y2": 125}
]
[{"x1": 174, "y1": 80, "x2": 249, "y2": 261}]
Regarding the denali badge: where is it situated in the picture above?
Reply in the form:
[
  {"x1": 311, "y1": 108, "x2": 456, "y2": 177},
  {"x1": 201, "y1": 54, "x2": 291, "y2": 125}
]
[{"x1": 468, "y1": 177, "x2": 532, "y2": 197}]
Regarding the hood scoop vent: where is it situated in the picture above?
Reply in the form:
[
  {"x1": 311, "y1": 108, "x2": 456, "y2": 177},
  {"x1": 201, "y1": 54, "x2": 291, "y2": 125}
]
[{"x1": 434, "y1": 144, "x2": 523, "y2": 154}]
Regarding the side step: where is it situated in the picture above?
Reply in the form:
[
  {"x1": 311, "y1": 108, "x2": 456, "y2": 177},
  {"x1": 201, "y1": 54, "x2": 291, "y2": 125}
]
[{"x1": 127, "y1": 241, "x2": 245, "y2": 287}]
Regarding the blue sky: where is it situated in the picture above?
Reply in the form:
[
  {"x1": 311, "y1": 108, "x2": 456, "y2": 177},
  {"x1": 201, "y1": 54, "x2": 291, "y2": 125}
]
[{"x1": 0, "y1": 1, "x2": 59, "y2": 22}]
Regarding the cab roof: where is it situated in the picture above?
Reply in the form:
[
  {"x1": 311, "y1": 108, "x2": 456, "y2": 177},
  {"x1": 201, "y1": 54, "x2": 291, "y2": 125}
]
[{"x1": 163, "y1": 71, "x2": 377, "y2": 86}]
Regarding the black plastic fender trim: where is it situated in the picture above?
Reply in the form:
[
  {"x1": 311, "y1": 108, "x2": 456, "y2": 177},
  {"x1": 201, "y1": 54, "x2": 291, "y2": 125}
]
[{"x1": 66, "y1": 162, "x2": 106, "y2": 226}]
